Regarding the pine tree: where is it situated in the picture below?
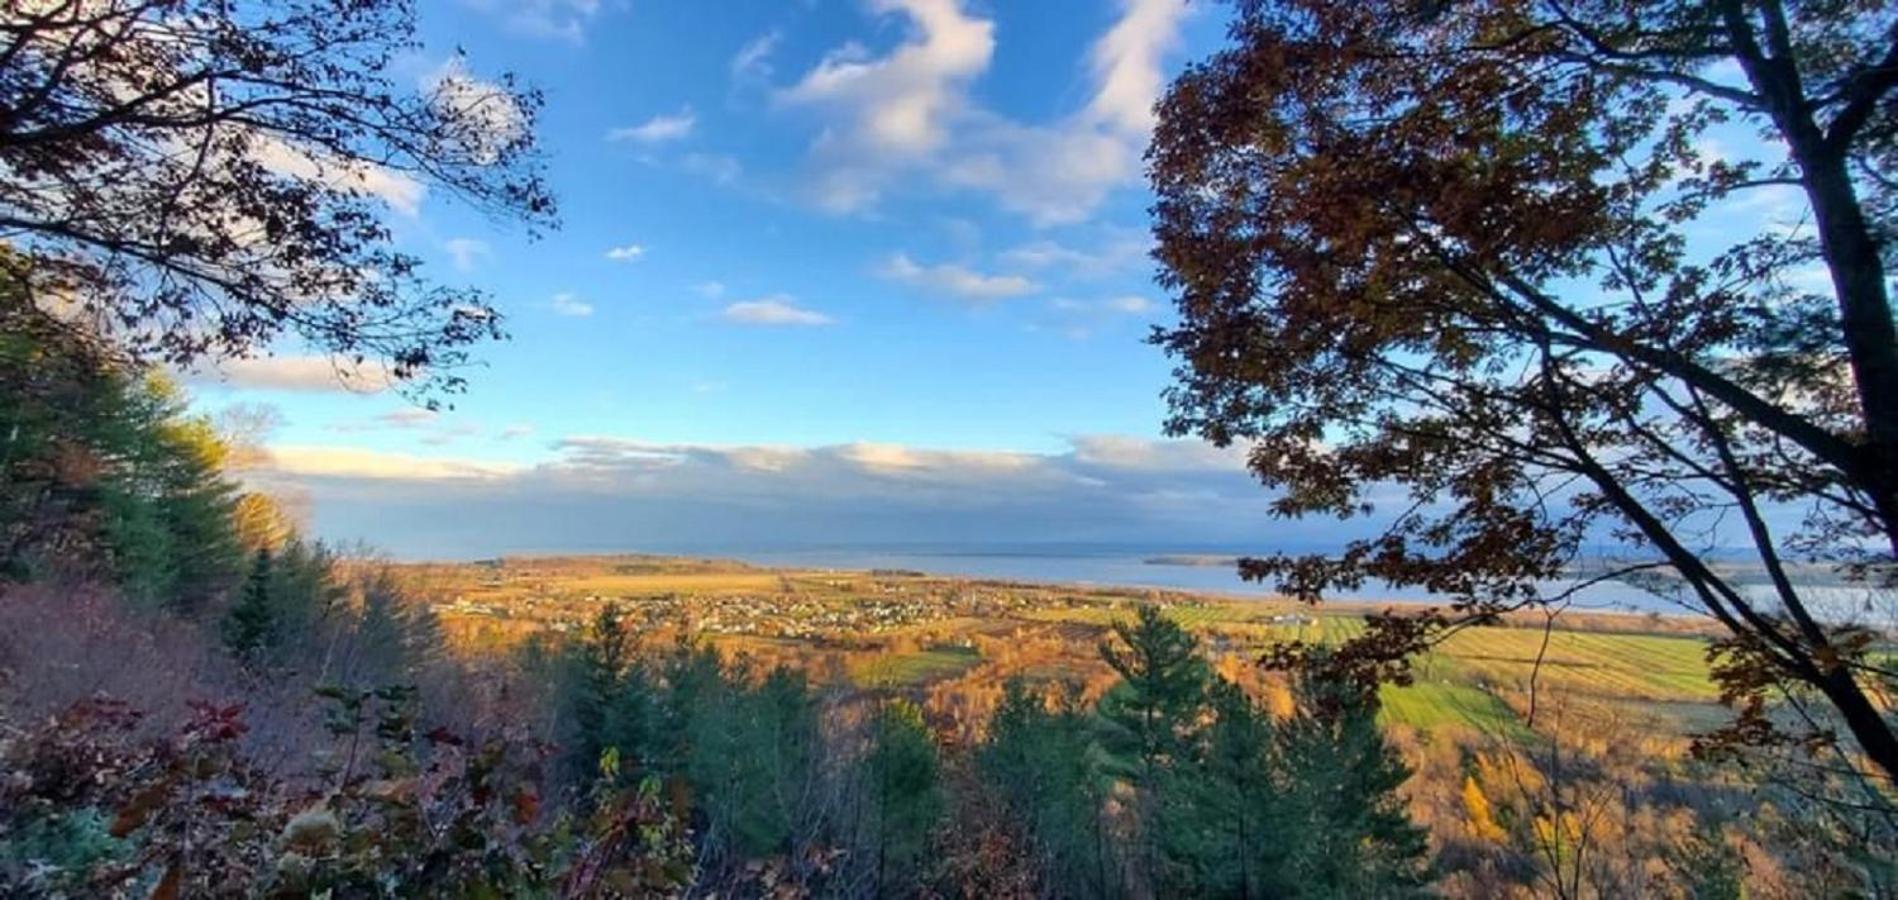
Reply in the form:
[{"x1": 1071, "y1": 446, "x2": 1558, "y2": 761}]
[
  {"x1": 867, "y1": 699, "x2": 943, "y2": 895},
  {"x1": 1096, "y1": 604, "x2": 1211, "y2": 890},
  {"x1": 1163, "y1": 677, "x2": 1288, "y2": 898},
  {"x1": 1277, "y1": 673, "x2": 1431, "y2": 898},
  {"x1": 979, "y1": 679, "x2": 1116, "y2": 897},
  {"x1": 1096, "y1": 605, "x2": 1210, "y2": 783},
  {"x1": 222, "y1": 548, "x2": 278, "y2": 667}
]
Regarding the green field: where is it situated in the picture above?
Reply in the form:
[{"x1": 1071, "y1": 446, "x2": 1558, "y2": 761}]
[
  {"x1": 1021, "y1": 601, "x2": 1722, "y2": 736},
  {"x1": 1380, "y1": 682, "x2": 1529, "y2": 737},
  {"x1": 852, "y1": 646, "x2": 983, "y2": 687}
]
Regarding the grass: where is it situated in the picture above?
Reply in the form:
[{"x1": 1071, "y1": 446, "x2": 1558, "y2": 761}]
[
  {"x1": 1380, "y1": 682, "x2": 1527, "y2": 738},
  {"x1": 852, "y1": 646, "x2": 982, "y2": 688},
  {"x1": 1025, "y1": 598, "x2": 1720, "y2": 737}
]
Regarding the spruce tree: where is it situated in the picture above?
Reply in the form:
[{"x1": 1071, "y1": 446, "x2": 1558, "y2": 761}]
[
  {"x1": 1096, "y1": 605, "x2": 1209, "y2": 783},
  {"x1": 1277, "y1": 674, "x2": 1431, "y2": 898},
  {"x1": 867, "y1": 699, "x2": 943, "y2": 895},
  {"x1": 1163, "y1": 677, "x2": 1288, "y2": 898},
  {"x1": 1096, "y1": 604, "x2": 1210, "y2": 890},
  {"x1": 222, "y1": 548, "x2": 278, "y2": 667},
  {"x1": 979, "y1": 679, "x2": 1116, "y2": 897}
]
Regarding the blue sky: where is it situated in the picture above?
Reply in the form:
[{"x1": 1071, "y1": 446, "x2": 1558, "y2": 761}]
[{"x1": 191, "y1": 0, "x2": 1298, "y2": 557}]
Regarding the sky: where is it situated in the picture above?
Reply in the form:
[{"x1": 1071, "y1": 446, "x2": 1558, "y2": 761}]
[{"x1": 188, "y1": 0, "x2": 1306, "y2": 558}]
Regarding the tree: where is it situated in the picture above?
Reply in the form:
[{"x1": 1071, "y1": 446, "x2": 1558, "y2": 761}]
[
  {"x1": 223, "y1": 548, "x2": 278, "y2": 666},
  {"x1": 2, "y1": 285, "x2": 240, "y2": 611},
  {"x1": 1150, "y1": 0, "x2": 1898, "y2": 785},
  {"x1": 979, "y1": 679, "x2": 1118, "y2": 897},
  {"x1": 1096, "y1": 606, "x2": 1212, "y2": 893},
  {"x1": 1096, "y1": 605, "x2": 1210, "y2": 786},
  {"x1": 0, "y1": 0, "x2": 554, "y2": 398},
  {"x1": 1161, "y1": 678, "x2": 1288, "y2": 899},
  {"x1": 1276, "y1": 673, "x2": 1431, "y2": 898},
  {"x1": 865, "y1": 699, "x2": 944, "y2": 896}
]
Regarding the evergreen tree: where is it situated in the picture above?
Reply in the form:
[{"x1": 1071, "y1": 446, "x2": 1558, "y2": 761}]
[
  {"x1": 1096, "y1": 605, "x2": 1210, "y2": 889},
  {"x1": 1096, "y1": 605, "x2": 1210, "y2": 783},
  {"x1": 222, "y1": 549, "x2": 278, "y2": 666},
  {"x1": 1277, "y1": 674, "x2": 1431, "y2": 898},
  {"x1": 3, "y1": 289, "x2": 240, "y2": 612},
  {"x1": 1162, "y1": 678, "x2": 1288, "y2": 898},
  {"x1": 867, "y1": 699, "x2": 943, "y2": 896},
  {"x1": 980, "y1": 679, "x2": 1117, "y2": 898},
  {"x1": 346, "y1": 570, "x2": 442, "y2": 686},
  {"x1": 557, "y1": 602, "x2": 658, "y2": 791}
]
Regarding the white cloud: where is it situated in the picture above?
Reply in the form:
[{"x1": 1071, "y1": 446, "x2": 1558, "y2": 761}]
[
  {"x1": 499, "y1": 423, "x2": 536, "y2": 440},
  {"x1": 329, "y1": 408, "x2": 483, "y2": 445},
  {"x1": 1083, "y1": 0, "x2": 1187, "y2": 136},
  {"x1": 779, "y1": 0, "x2": 993, "y2": 157},
  {"x1": 608, "y1": 108, "x2": 697, "y2": 144},
  {"x1": 732, "y1": 30, "x2": 782, "y2": 81},
  {"x1": 776, "y1": 0, "x2": 1190, "y2": 224},
  {"x1": 248, "y1": 432, "x2": 1276, "y2": 555},
  {"x1": 878, "y1": 253, "x2": 1036, "y2": 301},
  {"x1": 186, "y1": 355, "x2": 395, "y2": 393},
  {"x1": 251, "y1": 135, "x2": 425, "y2": 216},
  {"x1": 1002, "y1": 232, "x2": 1149, "y2": 278},
  {"x1": 550, "y1": 292, "x2": 594, "y2": 317},
  {"x1": 424, "y1": 59, "x2": 529, "y2": 166},
  {"x1": 720, "y1": 296, "x2": 834, "y2": 326},
  {"x1": 1067, "y1": 434, "x2": 1243, "y2": 471},
  {"x1": 1043, "y1": 294, "x2": 1158, "y2": 338},
  {"x1": 604, "y1": 243, "x2": 646, "y2": 261},
  {"x1": 695, "y1": 281, "x2": 727, "y2": 299},
  {"x1": 444, "y1": 238, "x2": 489, "y2": 272},
  {"x1": 266, "y1": 445, "x2": 522, "y2": 481}
]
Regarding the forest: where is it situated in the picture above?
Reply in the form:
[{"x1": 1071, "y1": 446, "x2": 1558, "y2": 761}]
[{"x1": 3, "y1": 0, "x2": 1897, "y2": 897}]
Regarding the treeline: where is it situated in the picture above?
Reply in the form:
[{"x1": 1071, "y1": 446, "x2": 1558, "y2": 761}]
[{"x1": 508, "y1": 602, "x2": 1429, "y2": 897}]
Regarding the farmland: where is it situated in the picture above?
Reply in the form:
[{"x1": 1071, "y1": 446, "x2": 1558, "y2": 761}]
[{"x1": 406, "y1": 554, "x2": 1728, "y2": 740}]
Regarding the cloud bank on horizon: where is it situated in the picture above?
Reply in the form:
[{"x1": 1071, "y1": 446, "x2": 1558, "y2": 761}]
[{"x1": 243, "y1": 433, "x2": 1298, "y2": 558}]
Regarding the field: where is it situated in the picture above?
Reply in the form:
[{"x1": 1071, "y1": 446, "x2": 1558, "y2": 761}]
[
  {"x1": 1018, "y1": 600, "x2": 1720, "y2": 735},
  {"x1": 412, "y1": 555, "x2": 1730, "y2": 742},
  {"x1": 851, "y1": 646, "x2": 983, "y2": 687}
]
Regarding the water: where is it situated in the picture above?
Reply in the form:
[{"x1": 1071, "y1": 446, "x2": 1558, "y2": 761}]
[{"x1": 719, "y1": 544, "x2": 1684, "y2": 614}]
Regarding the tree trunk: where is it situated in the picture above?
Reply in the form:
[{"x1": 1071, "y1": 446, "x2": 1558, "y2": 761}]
[
  {"x1": 1816, "y1": 664, "x2": 1898, "y2": 786},
  {"x1": 1797, "y1": 146, "x2": 1898, "y2": 557}
]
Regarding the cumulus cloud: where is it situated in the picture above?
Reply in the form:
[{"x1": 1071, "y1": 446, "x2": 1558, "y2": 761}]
[
  {"x1": 247, "y1": 432, "x2": 1275, "y2": 556},
  {"x1": 604, "y1": 243, "x2": 646, "y2": 261},
  {"x1": 550, "y1": 292, "x2": 594, "y2": 317},
  {"x1": 879, "y1": 253, "x2": 1036, "y2": 301},
  {"x1": 251, "y1": 135, "x2": 425, "y2": 216},
  {"x1": 720, "y1": 296, "x2": 834, "y2": 326},
  {"x1": 776, "y1": 0, "x2": 1189, "y2": 224},
  {"x1": 186, "y1": 355, "x2": 396, "y2": 393},
  {"x1": 424, "y1": 59, "x2": 529, "y2": 166},
  {"x1": 608, "y1": 108, "x2": 697, "y2": 144}
]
